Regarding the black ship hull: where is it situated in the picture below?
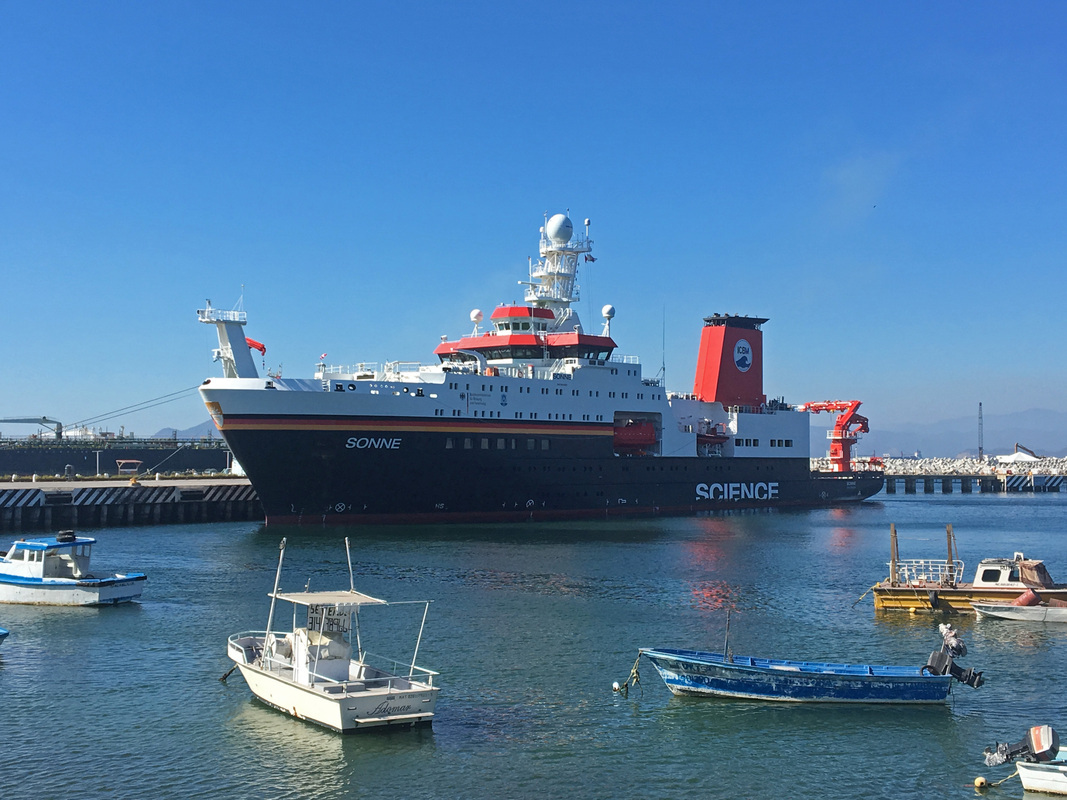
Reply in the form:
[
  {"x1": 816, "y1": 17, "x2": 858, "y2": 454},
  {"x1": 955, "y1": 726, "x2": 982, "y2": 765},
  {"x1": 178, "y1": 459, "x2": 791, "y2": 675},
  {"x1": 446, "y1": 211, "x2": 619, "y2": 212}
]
[{"x1": 221, "y1": 422, "x2": 883, "y2": 525}]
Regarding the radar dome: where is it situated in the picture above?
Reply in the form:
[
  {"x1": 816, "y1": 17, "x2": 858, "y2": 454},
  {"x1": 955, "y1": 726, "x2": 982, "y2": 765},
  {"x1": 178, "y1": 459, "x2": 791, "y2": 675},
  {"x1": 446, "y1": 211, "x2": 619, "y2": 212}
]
[
  {"x1": 602, "y1": 304, "x2": 615, "y2": 320},
  {"x1": 545, "y1": 214, "x2": 573, "y2": 244},
  {"x1": 470, "y1": 309, "x2": 484, "y2": 323}
]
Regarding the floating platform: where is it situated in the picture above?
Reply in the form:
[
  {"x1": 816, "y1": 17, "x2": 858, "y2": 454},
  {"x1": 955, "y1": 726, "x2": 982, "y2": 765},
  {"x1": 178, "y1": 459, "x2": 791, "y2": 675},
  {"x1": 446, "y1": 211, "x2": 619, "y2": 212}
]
[{"x1": 0, "y1": 478, "x2": 262, "y2": 531}]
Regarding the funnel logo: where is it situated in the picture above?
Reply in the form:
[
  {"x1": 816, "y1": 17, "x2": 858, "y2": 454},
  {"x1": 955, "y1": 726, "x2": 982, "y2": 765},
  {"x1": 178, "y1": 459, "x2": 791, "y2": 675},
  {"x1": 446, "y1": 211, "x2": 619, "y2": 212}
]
[{"x1": 733, "y1": 339, "x2": 752, "y2": 373}]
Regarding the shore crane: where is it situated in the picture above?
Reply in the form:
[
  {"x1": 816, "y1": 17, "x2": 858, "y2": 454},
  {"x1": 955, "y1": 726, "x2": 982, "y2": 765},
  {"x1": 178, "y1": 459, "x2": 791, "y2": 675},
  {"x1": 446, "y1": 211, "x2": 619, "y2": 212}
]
[
  {"x1": 0, "y1": 417, "x2": 65, "y2": 439},
  {"x1": 798, "y1": 401, "x2": 868, "y2": 473}
]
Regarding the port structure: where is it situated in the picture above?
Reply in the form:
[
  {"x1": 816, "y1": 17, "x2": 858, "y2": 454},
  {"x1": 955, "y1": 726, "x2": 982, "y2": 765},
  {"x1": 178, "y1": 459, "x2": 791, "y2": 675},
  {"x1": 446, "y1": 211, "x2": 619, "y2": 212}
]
[{"x1": 799, "y1": 400, "x2": 869, "y2": 473}]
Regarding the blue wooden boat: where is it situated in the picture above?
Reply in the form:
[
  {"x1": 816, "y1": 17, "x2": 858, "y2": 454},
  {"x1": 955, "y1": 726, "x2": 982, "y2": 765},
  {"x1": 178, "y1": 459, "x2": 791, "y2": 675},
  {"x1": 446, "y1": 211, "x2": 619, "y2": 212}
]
[
  {"x1": 640, "y1": 647, "x2": 959, "y2": 703},
  {"x1": 633, "y1": 621, "x2": 984, "y2": 705}
]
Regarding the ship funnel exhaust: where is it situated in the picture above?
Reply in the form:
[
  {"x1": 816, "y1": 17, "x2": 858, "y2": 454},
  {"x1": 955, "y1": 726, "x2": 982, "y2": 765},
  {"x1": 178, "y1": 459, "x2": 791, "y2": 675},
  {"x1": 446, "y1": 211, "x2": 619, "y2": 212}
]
[{"x1": 693, "y1": 315, "x2": 767, "y2": 407}]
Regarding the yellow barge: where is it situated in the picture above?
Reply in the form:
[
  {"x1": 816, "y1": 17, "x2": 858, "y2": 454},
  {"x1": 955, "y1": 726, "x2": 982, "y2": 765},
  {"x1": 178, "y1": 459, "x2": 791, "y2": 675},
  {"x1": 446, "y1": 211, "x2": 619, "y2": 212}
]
[{"x1": 871, "y1": 524, "x2": 1067, "y2": 613}]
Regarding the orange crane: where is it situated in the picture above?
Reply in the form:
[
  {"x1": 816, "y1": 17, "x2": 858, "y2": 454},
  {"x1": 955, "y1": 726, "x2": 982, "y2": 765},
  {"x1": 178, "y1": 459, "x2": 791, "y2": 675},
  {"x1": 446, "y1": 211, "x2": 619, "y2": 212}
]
[{"x1": 798, "y1": 400, "x2": 869, "y2": 473}]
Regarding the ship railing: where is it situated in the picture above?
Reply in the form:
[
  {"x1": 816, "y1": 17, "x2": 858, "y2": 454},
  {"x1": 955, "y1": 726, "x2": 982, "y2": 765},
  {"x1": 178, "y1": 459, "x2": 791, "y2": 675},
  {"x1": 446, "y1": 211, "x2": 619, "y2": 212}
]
[
  {"x1": 197, "y1": 307, "x2": 247, "y2": 324},
  {"x1": 827, "y1": 429, "x2": 863, "y2": 440},
  {"x1": 890, "y1": 559, "x2": 965, "y2": 586},
  {"x1": 383, "y1": 361, "x2": 425, "y2": 377},
  {"x1": 320, "y1": 362, "x2": 382, "y2": 377}
]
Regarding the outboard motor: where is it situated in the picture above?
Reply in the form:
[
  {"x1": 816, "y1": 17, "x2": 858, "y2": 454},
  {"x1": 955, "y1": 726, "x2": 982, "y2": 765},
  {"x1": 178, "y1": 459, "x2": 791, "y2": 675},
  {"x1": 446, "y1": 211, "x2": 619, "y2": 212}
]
[
  {"x1": 922, "y1": 623, "x2": 984, "y2": 689},
  {"x1": 984, "y1": 725, "x2": 1060, "y2": 767}
]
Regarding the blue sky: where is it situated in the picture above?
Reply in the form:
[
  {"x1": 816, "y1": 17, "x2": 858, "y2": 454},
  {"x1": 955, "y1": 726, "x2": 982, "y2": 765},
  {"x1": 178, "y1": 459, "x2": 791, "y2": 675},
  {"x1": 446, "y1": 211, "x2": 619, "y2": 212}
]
[{"x1": 1, "y1": 2, "x2": 1065, "y2": 438}]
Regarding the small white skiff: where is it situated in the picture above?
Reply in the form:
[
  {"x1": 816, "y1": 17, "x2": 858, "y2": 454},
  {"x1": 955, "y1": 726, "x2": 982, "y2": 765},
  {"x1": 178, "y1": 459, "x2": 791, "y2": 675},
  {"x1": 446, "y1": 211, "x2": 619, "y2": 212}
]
[
  {"x1": 226, "y1": 538, "x2": 440, "y2": 733},
  {"x1": 973, "y1": 602, "x2": 1067, "y2": 622},
  {"x1": 0, "y1": 531, "x2": 146, "y2": 606}
]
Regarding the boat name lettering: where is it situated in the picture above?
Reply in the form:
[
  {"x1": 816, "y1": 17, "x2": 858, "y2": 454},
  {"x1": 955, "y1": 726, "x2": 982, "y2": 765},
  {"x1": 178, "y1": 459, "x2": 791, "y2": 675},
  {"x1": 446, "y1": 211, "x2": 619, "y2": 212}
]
[
  {"x1": 371, "y1": 701, "x2": 415, "y2": 716},
  {"x1": 695, "y1": 482, "x2": 779, "y2": 501},
  {"x1": 345, "y1": 437, "x2": 402, "y2": 450}
]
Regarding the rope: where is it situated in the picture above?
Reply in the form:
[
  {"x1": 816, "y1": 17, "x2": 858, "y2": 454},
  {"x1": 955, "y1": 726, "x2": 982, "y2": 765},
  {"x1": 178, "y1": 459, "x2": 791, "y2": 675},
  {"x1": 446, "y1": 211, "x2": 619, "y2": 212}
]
[
  {"x1": 990, "y1": 768, "x2": 1018, "y2": 787},
  {"x1": 852, "y1": 582, "x2": 882, "y2": 608},
  {"x1": 613, "y1": 652, "x2": 643, "y2": 698}
]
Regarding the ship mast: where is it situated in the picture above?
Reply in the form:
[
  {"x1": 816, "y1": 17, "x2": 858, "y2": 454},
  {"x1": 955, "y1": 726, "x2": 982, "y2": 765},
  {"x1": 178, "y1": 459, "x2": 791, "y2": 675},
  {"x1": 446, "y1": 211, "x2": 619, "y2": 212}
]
[
  {"x1": 524, "y1": 213, "x2": 592, "y2": 333},
  {"x1": 197, "y1": 300, "x2": 260, "y2": 379}
]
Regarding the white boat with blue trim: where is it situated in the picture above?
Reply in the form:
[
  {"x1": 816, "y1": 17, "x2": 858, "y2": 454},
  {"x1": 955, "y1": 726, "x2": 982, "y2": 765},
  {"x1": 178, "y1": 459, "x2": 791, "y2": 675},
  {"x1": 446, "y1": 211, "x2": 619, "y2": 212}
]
[
  {"x1": 984, "y1": 725, "x2": 1067, "y2": 794},
  {"x1": 225, "y1": 538, "x2": 440, "y2": 733},
  {"x1": 638, "y1": 624, "x2": 984, "y2": 704},
  {"x1": 0, "y1": 531, "x2": 146, "y2": 605}
]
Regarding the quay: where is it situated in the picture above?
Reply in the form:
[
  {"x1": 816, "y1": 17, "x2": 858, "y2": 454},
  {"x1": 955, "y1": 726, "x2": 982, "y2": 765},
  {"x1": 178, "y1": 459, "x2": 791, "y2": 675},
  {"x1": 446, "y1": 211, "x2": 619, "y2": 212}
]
[
  {"x1": 0, "y1": 477, "x2": 262, "y2": 532},
  {"x1": 883, "y1": 474, "x2": 1065, "y2": 495}
]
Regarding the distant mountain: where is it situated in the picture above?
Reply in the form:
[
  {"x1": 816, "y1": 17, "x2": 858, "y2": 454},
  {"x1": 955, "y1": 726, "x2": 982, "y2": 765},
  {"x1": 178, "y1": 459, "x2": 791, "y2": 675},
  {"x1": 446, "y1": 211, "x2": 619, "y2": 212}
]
[
  {"x1": 813, "y1": 408, "x2": 1067, "y2": 459},
  {"x1": 151, "y1": 420, "x2": 220, "y2": 440}
]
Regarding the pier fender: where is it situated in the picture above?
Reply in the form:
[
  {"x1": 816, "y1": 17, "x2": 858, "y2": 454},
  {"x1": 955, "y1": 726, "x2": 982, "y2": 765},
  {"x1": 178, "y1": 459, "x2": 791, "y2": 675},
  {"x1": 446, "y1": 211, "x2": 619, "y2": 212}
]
[{"x1": 927, "y1": 590, "x2": 939, "y2": 609}]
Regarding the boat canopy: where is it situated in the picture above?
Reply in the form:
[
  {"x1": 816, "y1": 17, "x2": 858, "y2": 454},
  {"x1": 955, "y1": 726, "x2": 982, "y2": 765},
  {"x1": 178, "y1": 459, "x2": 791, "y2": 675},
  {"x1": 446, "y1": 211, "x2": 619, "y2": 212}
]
[
  {"x1": 1020, "y1": 560, "x2": 1057, "y2": 589},
  {"x1": 271, "y1": 589, "x2": 388, "y2": 608},
  {"x1": 8, "y1": 536, "x2": 95, "y2": 552}
]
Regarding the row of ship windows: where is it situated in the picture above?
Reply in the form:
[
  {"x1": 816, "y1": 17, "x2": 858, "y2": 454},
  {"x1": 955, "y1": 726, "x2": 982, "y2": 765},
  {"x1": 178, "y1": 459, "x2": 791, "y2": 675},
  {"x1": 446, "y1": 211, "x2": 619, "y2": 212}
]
[
  {"x1": 434, "y1": 409, "x2": 606, "y2": 421},
  {"x1": 446, "y1": 437, "x2": 552, "y2": 451},
  {"x1": 444, "y1": 381, "x2": 659, "y2": 402},
  {"x1": 735, "y1": 438, "x2": 794, "y2": 447}
]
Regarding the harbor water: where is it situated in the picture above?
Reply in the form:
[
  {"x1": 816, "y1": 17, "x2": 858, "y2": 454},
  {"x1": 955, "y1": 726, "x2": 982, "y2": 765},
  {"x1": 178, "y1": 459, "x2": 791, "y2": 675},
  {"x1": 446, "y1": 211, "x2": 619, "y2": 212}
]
[{"x1": 3, "y1": 492, "x2": 1067, "y2": 799}]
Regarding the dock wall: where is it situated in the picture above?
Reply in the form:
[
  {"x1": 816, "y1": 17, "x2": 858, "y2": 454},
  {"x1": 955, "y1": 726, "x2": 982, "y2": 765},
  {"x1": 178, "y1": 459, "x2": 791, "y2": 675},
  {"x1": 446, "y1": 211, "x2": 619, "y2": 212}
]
[
  {"x1": 883, "y1": 474, "x2": 1064, "y2": 494},
  {"x1": 0, "y1": 480, "x2": 262, "y2": 531}
]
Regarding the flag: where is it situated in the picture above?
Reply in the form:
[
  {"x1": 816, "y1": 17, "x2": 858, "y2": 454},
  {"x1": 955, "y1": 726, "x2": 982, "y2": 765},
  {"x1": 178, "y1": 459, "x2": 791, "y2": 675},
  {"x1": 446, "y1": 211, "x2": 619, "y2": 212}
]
[{"x1": 585, "y1": 255, "x2": 597, "y2": 262}]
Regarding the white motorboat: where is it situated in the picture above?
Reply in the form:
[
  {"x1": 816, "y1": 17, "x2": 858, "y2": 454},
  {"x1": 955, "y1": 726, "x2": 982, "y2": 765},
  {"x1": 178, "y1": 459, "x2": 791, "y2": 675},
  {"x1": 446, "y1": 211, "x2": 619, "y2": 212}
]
[
  {"x1": 984, "y1": 726, "x2": 1067, "y2": 794},
  {"x1": 1018, "y1": 749, "x2": 1067, "y2": 794},
  {"x1": 973, "y1": 601, "x2": 1067, "y2": 622},
  {"x1": 0, "y1": 531, "x2": 146, "y2": 605},
  {"x1": 226, "y1": 538, "x2": 440, "y2": 733}
]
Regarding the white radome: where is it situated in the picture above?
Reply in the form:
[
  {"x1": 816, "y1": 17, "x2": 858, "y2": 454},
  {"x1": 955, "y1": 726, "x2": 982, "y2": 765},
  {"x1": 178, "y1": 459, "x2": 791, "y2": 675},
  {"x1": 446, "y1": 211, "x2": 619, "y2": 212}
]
[
  {"x1": 546, "y1": 214, "x2": 573, "y2": 244},
  {"x1": 470, "y1": 309, "x2": 483, "y2": 323},
  {"x1": 602, "y1": 304, "x2": 615, "y2": 320}
]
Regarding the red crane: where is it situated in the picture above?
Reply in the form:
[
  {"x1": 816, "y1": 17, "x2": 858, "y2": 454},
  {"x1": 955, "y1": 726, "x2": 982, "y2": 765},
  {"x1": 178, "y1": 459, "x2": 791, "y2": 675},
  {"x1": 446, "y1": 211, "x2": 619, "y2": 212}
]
[{"x1": 799, "y1": 400, "x2": 869, "y2": 473}]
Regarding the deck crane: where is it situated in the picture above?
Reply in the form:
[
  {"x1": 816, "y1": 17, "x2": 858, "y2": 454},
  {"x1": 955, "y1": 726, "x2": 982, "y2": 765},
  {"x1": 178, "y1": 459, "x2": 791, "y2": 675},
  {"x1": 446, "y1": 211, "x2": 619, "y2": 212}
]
[
  {"x1": 0, "y1": 417, "x2": 65, "y2": 439},
  {"x1": 798, "y1": 401, "x2": 868, "y2": 473}
]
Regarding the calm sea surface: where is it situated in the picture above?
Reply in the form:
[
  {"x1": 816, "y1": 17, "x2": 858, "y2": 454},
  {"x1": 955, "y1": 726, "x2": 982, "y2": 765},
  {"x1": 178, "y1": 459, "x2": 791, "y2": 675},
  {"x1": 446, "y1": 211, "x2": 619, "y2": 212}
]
[{"x1": 3, "y1": 492, "x2": 1067, "y2": 799}]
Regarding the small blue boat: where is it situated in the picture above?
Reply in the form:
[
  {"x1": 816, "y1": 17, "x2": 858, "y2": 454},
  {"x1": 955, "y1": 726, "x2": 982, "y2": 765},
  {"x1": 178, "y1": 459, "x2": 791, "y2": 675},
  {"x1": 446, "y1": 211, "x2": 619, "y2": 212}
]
[
  {"x1": 0, "y1": 626, "x2": 8, "y2": 646},
  {"x1": 0, "y1": 531, "x2": 146, "y2": 606},
  {"x1": 638, "y1": 624, "x2": 984, "y2": 704}
]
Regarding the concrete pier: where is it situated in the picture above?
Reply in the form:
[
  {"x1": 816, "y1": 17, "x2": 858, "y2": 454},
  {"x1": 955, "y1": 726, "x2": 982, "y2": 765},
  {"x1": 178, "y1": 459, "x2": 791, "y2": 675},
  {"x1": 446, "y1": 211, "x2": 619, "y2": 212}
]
[
  {"x1": 882, "y1": 473, "x2": 1065, "y2": 495},
  {"x1": 0, "y1": 478, "x2": 262, "y2": 531}
]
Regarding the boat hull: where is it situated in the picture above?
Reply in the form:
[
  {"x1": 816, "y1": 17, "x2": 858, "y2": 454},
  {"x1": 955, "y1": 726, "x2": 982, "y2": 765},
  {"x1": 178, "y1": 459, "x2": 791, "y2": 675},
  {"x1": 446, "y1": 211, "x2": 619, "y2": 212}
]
[
  {"x1": 0, "y1": 574, "x2": 146, "y2": 606},
  {"x1": 1018, "y1": 753, "x2": 1067, "y2": 795},
  {"x1": 973, "y1": 603, "x2": 1067, "y2": 622},
  {"x1": 641, "y1": 647, "x2": 953, "y2": 704},
  {"x1": 228, "y1": 636, "x2": 438, "y2": 733},
  {"x1": 0, "y1": 626, "x2": 7, "y2": 645},
  {"x1": 873, "y1": 586, "x2": 1067, "y2": 614},
  {"x1": 213, "y1": 423, "x2": 882, "y2": 525}
]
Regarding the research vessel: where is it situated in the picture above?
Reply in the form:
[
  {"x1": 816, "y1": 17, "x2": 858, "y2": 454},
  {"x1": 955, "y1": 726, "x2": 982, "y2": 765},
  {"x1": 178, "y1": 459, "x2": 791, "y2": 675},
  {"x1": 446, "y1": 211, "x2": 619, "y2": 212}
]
[{"x1": 198, "y1": 212, "x2": 883, "y2": 525}]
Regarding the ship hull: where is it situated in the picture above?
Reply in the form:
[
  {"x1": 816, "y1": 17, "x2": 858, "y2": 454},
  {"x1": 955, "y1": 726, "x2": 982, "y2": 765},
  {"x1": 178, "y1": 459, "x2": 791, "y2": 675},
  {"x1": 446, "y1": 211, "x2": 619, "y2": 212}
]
[{"x1": 217, "y1": 420, "x2": 882, "y2": 525}]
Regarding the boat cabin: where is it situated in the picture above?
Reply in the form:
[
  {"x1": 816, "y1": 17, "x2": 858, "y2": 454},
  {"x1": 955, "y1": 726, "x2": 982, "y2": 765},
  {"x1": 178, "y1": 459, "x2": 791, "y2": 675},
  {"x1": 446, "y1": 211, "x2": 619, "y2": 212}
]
[
  {"x1": 971, "y1": 553, "x2": 1056, "y2": 589},
  {"x1": 1, "y1": 533, "x2": 94, "y2": 581}
]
